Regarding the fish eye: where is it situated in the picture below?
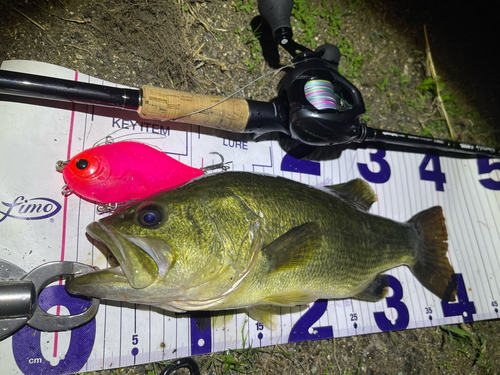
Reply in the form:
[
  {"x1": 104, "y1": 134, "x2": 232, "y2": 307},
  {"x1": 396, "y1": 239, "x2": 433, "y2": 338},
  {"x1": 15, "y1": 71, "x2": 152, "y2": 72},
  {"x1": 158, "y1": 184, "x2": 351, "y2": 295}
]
[
  {"x1": 75, "y1": 159, "x2": 89, "y2": 170},
  {"x1": 138, "y1": 205, "x2": 162, "y2": 227}
]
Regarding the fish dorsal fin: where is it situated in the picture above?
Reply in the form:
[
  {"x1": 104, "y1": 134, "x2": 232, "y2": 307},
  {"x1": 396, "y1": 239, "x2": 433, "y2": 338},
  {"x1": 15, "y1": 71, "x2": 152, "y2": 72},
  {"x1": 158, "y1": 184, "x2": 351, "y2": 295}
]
[
  {"x1": 263, "y1": 222, "x2": 320, "y2": 273},
  {"x1": 246, "y1": 306, "x2": 279, "y2": 330},
  {"x1": 324, "y1": 178, "x2": 377, "y2": 211},
  {"x1": 263, "y1": 290, "x2": 316, "y2": 306}
]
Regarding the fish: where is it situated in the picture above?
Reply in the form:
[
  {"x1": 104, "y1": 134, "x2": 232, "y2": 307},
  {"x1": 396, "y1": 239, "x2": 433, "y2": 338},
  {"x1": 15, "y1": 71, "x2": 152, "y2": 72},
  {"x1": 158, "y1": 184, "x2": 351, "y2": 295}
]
[
  {"x1": 56, "y1": 141, "x2": 204, "y2": 205},
  {"x1": 66, "y1": 172, "x2": 457, "y2": 327}
]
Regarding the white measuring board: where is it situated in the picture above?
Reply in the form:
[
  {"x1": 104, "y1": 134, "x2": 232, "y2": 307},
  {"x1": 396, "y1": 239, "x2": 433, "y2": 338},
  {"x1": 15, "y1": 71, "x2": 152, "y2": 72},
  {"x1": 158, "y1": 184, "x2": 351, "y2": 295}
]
[{"x1": 0, "y1": 60, "x2": 499, "y2": 374}]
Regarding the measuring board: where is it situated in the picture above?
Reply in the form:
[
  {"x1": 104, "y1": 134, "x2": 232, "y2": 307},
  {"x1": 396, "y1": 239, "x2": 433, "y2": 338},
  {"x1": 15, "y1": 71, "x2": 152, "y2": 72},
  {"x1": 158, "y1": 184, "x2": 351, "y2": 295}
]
[{"x1": 0, "y1": 60, "x2": 499, "y2": 374}]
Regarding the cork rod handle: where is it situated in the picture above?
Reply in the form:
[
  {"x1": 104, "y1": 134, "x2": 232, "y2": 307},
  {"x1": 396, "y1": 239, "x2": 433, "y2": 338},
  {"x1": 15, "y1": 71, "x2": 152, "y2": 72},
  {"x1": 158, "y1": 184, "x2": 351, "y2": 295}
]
[{"x1": 138, "y1": 85, "x2": 250, "y2": 132}]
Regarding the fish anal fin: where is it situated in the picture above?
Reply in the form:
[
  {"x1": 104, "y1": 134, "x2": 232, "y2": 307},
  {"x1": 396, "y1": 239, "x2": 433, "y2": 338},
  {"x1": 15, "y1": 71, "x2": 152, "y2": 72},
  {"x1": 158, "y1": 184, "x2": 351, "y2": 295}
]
[
  {"x1": 353, "y1": 274, "x2": 390, "y2": 302},
  {"x1": 263, "y1": 290, "x2": 316, "y2": 306},
  {"x1": 409, "y1": 206, "x2": 457, "y2": 302},
  {"x1": 263, "y1": 222, "x2": 320, "y2": 273},
  {"x1": 246, "y1": 306, "x2": 279, "y2": 331},
  {"x1": 324, "y1": 179, "x2": 377, "y2": 211}
]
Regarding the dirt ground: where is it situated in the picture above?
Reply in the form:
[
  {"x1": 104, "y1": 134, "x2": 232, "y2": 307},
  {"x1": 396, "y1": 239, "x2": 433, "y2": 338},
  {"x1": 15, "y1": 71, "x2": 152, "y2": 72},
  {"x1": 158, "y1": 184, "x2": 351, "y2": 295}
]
[{"x1": 1, "y1": 0, "x2": 499, "y2": 374}]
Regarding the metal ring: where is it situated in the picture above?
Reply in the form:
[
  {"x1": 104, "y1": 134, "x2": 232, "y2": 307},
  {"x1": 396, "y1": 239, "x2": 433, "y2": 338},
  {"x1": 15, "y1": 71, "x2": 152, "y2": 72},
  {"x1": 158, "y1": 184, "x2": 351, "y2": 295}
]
[
  {"x1": 61, "y1": 184, "x2": 74, "y2": 196},
  {"x1": 22, "y1": 262, "x2": 100, "y2": 332}
]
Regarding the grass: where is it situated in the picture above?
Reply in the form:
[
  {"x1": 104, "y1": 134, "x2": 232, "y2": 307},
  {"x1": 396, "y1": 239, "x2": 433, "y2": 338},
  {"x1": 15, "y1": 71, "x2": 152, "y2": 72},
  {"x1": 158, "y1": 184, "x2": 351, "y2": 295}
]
[
  {"x1": 234, "y1": 0, "x2": 255, "y2": 14},
  {"x1": 337, "y1": 37, "x2": 365, "y2": 79},
  {"x1": 375, "y1": 76, "x2": 389, "y2": 94},
  {"x1": 292, "y1": 0, "x2": 343, "y2": 48},
  {"x1": 235, "y1": 23, "x2": 262, "y2": 73},
  {"x1": 440, "y1": 325, "x2": 491, "y2": 370}
]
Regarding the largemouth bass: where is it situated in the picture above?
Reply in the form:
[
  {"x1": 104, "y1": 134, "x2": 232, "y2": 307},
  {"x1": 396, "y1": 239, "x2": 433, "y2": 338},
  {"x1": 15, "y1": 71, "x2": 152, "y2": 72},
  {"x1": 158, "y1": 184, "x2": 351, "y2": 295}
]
[{"x1": 66, "y1": 172, "x2": 457, "y2": 325}]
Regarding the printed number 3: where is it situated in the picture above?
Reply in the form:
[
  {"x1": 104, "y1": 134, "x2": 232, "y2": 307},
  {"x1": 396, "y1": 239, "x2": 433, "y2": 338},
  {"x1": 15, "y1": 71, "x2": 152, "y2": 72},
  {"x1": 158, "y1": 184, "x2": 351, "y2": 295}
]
[
  {"x1": 374, "y1": 275, "x2": 409, "y2": 331},
  {"x1": 358, "y1": 149, "x2": 391, "y2": 184}
]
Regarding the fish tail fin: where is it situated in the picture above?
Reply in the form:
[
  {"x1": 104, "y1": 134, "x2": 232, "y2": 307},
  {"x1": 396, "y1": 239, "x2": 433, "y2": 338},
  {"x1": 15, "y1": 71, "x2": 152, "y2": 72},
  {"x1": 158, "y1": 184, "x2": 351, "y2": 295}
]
[{"x1": 409, "y1": 206, "x2": 457, "y2": 302}]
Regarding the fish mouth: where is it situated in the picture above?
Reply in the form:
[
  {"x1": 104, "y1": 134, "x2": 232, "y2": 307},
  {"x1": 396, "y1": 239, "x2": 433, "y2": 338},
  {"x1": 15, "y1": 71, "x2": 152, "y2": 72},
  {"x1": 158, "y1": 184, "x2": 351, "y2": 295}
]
[{"x1": 66, "y1": 221, "x2": 171, "y2": 297}]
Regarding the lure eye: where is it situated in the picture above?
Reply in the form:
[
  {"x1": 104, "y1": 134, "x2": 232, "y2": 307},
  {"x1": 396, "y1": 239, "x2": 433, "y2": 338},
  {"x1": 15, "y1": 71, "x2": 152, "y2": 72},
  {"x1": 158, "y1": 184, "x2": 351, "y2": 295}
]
[
  {"x1": 138, "y1": 206, "x2": 162, "y2": 227},
  {"x1": 76, "y1": 159, "x2": 89, "y2": 170}
]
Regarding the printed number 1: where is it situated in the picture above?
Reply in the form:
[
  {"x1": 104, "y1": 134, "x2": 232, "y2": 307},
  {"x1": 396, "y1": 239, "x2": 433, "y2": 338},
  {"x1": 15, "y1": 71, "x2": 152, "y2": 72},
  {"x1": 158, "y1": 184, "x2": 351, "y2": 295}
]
[{"x1": 190, "y1": 312, "x2": 212, "y2": 355}]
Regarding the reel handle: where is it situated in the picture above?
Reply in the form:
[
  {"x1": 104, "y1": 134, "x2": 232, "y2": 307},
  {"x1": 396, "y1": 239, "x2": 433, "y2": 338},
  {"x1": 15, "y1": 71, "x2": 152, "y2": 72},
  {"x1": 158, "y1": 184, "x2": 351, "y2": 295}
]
[
  {"x1": 258, "y1": 0, "x2": 294, "y2": 43},
  {"x1": 258, "y1": 0, "x2": 309, "y2": 56}
]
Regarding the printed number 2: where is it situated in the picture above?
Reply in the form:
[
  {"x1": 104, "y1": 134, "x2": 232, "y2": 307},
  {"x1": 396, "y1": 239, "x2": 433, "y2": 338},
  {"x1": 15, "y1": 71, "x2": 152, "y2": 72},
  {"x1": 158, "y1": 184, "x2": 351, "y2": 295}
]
[
  {"x1": 288, "y1": 300, "x2": 333, "y2": 343},
  {"x1": 477, "y1": 158, "x2": 500, "y2": 190},
  {"x1": 419, "y1": 155, "x2": 446, "y2": 191},
  {"x1": 280, "y1": 144, "x2": 321, "y2": 176},
  {"x1": 357, "y1": 149, "x2": 391, "y2": 183},
  {"x1": 374, "y1": 276, "x2": 409, "y2": 331}
]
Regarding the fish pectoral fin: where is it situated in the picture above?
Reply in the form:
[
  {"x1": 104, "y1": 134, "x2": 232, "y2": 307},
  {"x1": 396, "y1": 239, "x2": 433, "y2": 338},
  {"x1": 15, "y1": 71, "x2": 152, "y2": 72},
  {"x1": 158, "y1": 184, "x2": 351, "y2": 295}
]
[
  {"x1": 324, "y1": 179, "x2": 377, "y2": 211},
  {"x1": 246, "y1": 306, "x2": 279, "y2": 330},
  {"x1": 263, "y1": 222, "x2": 320, "y2": 273},
  {"x1": 353, "y1": 274, "x2": 390, "y2": 302},
  {"x1": 263, "y1": 290, "x2": 316, "y2": 306}
]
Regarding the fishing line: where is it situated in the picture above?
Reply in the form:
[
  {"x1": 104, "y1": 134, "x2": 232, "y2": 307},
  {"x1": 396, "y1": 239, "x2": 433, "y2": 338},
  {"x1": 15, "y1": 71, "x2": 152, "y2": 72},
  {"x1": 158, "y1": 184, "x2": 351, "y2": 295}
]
[
  {"x1": 92, "y1": 61, "x2": 311, "y2": 145},
  {"x1": 169, "y1": 60, "x2": 309, "y2": 122},
  {"x1": 304, "y1": 79, "x2": 352, "y2": 110},
  {"x1": 92, "y1": 128, "x2": 167, "y2": 147}
]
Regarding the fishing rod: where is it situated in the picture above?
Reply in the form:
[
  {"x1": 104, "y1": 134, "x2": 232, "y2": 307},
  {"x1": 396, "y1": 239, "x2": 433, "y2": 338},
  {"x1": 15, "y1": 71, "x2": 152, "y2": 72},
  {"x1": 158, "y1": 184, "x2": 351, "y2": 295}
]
[{"x1": 0, "y1": 0, "x2": 498, "y2": 158}]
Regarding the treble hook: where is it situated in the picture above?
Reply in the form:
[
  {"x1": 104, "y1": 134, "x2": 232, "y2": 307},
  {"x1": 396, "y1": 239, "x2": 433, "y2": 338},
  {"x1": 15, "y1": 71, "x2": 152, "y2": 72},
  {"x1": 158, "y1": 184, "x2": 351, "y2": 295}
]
[{"x1": 201, "y1": 152, "x2": 232, "y2": 173}]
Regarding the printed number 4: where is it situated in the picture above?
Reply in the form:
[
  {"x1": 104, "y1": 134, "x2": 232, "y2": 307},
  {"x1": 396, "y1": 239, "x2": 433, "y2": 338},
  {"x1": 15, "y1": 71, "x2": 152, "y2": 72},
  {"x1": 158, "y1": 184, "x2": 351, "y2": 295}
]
[
  {"x1": 441, "y1": 273, "x2": 476, "y2": 323},
  {"x1": 419, "y1": 155, "x2": 446, "y2": 191}
]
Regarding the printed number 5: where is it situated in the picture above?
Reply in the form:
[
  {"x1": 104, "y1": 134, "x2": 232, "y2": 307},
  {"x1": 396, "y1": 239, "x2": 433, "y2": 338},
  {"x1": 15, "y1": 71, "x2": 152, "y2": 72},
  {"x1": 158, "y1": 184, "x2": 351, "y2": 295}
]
[{"x1": 477, "y1": 158, "x2": 500, "y2": 190}]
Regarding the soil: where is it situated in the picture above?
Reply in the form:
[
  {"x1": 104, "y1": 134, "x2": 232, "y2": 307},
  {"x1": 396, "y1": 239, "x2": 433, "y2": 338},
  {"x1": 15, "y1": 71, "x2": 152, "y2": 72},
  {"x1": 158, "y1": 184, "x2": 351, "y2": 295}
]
[{"x1": 1, "y1": 0, "x2": 499, "y2": 374}]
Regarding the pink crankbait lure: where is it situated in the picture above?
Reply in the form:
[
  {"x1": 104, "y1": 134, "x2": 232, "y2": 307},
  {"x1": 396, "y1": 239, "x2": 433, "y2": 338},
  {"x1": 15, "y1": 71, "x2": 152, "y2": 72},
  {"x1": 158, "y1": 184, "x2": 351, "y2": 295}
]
[{"x1": 56, "y1": 141, "x2": 229, "y2": 209}]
